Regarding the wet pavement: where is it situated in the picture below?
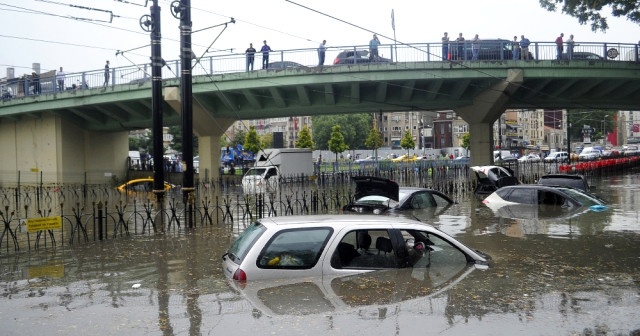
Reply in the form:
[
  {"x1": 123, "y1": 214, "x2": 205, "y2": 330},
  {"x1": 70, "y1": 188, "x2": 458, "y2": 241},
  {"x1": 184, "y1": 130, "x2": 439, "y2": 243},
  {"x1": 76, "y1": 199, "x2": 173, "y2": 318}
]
[{"x1": 1, "y1": 172, "x2": 640, "y2": 335}]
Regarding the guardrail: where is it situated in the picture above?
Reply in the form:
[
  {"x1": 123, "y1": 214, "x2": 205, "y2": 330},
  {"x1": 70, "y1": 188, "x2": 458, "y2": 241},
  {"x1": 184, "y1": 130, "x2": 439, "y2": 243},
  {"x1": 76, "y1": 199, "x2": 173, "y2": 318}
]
[{"x1": 2, "y1": 41, "x2": 639, "y2": 100}]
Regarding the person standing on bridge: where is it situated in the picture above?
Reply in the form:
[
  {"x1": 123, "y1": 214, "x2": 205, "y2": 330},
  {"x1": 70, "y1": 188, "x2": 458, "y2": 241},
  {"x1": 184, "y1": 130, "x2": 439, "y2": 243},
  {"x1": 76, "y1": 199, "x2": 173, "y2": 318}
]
[
  {"x1": 471, "y1": 34, "x2": 480, "y2": 61},
  {"x1": 442, "y1": 32, "x2": 450, "y2": 60},
  {"x1": 520, "y1": 35, "x2": 531, "y2": 60},
  {"x1": 56, "y1": 67, "x2": 66, "y2": 92},
  {"x1": 103, "y1": 60, "x2": 110, "y2": 87},
  {"x1": 455, "y1": 33, "x2": 465, "y2": 60},
  {"x1": 555, "y1": 33, "x2": 564, "y2": 60},
  {"x1": 261, "y1": 40, "x2": 271, "y2": 69},
  {"x1": 512, "y1": 36, "x2": 520, "y2": 60},
  {"x1": 369, "y1": 34, "x2": 380, "y2": 61},
  {"x1": 245, "y1": 43, "x2": 256, "y2": 71},
  {"x1": 318, "y1": 40, "x2": 327, "y2": 66},
  {"x1": 566, "y1": 34, "x2": 575, "y2": 60}
]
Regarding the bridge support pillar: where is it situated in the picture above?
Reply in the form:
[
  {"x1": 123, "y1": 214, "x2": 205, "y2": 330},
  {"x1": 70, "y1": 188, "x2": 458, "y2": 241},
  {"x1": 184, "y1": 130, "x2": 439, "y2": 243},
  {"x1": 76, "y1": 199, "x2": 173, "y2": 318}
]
[
  {"x1": 455, "y1": 69, "x2": 523, "y2": 166},
  {"x1": 164, "y1": 87, "x2": 234, "y2": 183}
]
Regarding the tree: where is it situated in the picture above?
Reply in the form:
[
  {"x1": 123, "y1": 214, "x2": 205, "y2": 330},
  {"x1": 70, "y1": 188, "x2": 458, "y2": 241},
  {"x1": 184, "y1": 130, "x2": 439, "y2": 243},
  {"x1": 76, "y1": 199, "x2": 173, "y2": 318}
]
[
  {"x1": 364, "y1": 125, "x2": 383, "y2": 157},
  {"x1": 260, "y1": 133, "x2": 273, "y2": 149},
  {"x1": 231, "y1": 129, "x2": 247, "y2": 147},
  {"x1": 400, "y1": 130, "x2": 415, "y2": 157},
  {"x1": 328, "y1": 125, "x2": 349, "y2": 161},
  {"x1": 295, "y1": 125, "x2": 314, "y2": 149},
  {"x1": 460, "y1": 132, "x2": 470, "y2": 155},
  {"x1": 539, "y1": 0, "x2": 640, "y2": 32},
  {"x1": 243, "y1": 126, "x2": 261, "y2": 154},
  {"x1": 312, "y1": 114, "x2": 372, "y2": 150},
  {"x1": 169, "y1": 125, "x2": 182, "y2": 152}
]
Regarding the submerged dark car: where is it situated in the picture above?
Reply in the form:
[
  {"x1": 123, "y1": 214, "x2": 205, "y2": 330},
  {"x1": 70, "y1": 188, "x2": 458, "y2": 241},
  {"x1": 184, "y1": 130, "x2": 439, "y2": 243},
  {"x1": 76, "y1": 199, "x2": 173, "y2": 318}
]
[
  {"x1": 537, "y1": 174, "x2": 591, "y2": 192},
  {"x1": 342, "y1": 176, "x2": 453, "y2": 214},
  {"x1": 471, "y1": 165, "x2": 520, "y2": 196}
]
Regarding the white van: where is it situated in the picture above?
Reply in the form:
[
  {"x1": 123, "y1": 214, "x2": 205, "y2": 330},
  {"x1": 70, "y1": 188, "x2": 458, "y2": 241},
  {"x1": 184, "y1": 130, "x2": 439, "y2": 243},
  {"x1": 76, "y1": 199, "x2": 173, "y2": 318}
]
[{"x1": 544, "y1": 151, "x2": 569, "y2": 163}]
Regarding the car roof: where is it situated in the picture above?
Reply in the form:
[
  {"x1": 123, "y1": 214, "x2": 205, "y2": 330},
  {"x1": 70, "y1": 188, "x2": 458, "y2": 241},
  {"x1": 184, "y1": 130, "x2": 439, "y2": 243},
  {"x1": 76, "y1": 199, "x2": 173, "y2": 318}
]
[{"x1": 257, "y1": 214, "x2": 435, "y2": 229}]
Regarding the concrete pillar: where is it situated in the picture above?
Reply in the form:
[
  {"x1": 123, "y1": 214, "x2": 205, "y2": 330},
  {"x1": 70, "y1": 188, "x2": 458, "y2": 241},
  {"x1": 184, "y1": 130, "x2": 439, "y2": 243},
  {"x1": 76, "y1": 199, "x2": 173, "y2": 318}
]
[
  {"x1": 455, "y1": 69, "x2": 523, "y2": 166},
  {"x1": 164, "y1": 87, "x2": 234, "y2": 183}
]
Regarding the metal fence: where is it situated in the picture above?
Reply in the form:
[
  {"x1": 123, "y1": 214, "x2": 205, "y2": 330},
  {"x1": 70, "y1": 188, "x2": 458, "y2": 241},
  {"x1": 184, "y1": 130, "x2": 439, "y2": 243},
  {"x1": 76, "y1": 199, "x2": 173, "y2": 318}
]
[
  {"x1": 2, "y1": 40, "x2": 638, "y2": 99},
  {"x1": 2, "y1": 157, "x2": 638, "y2": 254}
]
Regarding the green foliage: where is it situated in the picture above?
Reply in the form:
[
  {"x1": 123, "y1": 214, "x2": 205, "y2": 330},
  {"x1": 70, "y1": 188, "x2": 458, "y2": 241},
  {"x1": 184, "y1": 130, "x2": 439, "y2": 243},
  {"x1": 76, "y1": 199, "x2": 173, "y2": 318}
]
[
  {"x1": 169, "y1": 126, "x2": 182, "y2": 152},
  {"x1": 460, "y1": 133, "x2": 470, "y2": 151},
  {"x1": 328, "y1": 125, "x2": 349, "y2": 160},
  {"x1": 295, "y1": 125, "x2": 314, "y2": 149},
  {"x1": 243, "y1": 126, "x2": 261, "y2": 154},
  {"x1": 260, "y1": 133, "x2": 273, "y2": 149},
  {"x1": 539, "y1": 0, "x2": 640, "y2": 32},
  {"x1": 400, "y1": 130, "x2": 415, "y2": 154},
  {"x1": 312, "y1": 114, "x2": 372, "y2": 150},
  {"x1": 231, "y1": 129, "x2": 247, "y2": 147},
  {"x1": 364, "y1": 126, "x2": 384, "y2": 150},
  {"x1": 129, "y1": 132, "x2": 152, "y2": 152}
]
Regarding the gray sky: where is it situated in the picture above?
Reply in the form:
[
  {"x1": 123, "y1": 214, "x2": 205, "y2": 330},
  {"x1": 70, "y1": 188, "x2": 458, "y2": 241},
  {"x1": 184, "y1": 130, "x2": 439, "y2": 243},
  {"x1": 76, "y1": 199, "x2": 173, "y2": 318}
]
[{"x1": 1, "y1": 0, "x2": 639, "y2": 77}]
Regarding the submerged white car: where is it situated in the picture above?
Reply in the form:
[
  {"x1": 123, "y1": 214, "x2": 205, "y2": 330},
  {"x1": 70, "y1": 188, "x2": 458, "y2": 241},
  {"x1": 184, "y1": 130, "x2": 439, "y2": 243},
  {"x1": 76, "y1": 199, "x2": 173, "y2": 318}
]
[{"x1": 222, "y1": 215, "x2": 490, "y2": 282}]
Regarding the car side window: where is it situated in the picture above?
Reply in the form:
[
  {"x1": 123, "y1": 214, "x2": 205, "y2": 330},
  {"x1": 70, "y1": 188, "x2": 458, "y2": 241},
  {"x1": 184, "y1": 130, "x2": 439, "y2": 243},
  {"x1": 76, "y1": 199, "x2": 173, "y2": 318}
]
[
  {"x1": 505, "y1": 188, "x2": 535, "y2": 204},
  {"x1": 401, "y1": 230, "x2": 468, "y2": 268},
  {"x1": 258, "y1": 228, "x2": 332, "y2": 269},
  {"x1": 410, "y1": 193, "x2": 433, "y2": 209},
  {"x1": 538, "y1": 190, "x2": 566, "y2": 206},
  {"x1": 331, "y1": 230, "x2": 398, "y2": 269}
]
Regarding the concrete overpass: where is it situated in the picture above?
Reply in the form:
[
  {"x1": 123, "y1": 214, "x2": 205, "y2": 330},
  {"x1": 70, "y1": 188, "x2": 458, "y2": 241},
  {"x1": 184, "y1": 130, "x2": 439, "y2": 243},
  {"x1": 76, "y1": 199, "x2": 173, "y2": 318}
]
[{"x1": 2, "y1": 55, "x2": 640, "y2": 184}]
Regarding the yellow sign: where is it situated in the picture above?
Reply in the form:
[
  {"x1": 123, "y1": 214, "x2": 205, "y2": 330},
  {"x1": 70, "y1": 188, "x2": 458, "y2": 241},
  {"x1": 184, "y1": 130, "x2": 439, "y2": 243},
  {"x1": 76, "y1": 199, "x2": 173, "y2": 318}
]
[
  {"x1": 27, "y1": 216, "x2": 62, "y2": 232},
  {"x1": 28, "y1": 264, "x2": 64, "y2": 278}
]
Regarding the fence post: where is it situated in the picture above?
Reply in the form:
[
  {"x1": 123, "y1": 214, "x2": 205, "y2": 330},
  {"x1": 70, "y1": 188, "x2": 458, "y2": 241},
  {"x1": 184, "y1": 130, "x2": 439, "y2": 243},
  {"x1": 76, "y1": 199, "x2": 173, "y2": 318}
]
[{"x1": 97, "y1": 201, "x2": 103, "y2": 241}]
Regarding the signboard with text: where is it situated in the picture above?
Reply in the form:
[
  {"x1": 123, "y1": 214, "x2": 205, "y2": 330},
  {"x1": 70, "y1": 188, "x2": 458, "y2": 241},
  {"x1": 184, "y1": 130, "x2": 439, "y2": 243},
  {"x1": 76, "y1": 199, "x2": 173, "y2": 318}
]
[{"x1": 27, "y1": 216, "x2": 62, "y2": 233}]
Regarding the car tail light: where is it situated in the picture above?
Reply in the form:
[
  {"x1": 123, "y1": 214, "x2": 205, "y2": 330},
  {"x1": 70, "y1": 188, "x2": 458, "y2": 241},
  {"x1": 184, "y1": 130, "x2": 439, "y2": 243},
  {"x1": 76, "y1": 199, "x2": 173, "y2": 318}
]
[
  {"x1": 482, "y1": 199, "x2": 489, "y2": 204},
  {"x1": 333, "y1": 58, "x2": 340, "y2": 65},
  {"x1": 233, "y1": 268, "x2": 247, "y2": 281}
]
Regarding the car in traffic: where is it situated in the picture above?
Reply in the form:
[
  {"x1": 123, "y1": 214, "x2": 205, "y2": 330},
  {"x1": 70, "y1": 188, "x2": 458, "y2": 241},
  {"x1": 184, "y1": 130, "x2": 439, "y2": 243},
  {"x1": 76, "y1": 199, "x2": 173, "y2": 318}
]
[
  {"x1": 562, "y1": 52, "x2": 603, "y2": 61},
  {"x1": 221, "y1": 214, "x2": 490, "y2": 282},
  {"x1": 537, "y1": 174, "x2": 591, "y2": 192},
  {"x1": 482, "y1": 185, "x2": 606, "y2": 210},
  {"x1": 544, "y1": 151, "x2": 570, "y2": 163},
  {"x1": 267, "y1": 61, "x2": 306, "y2": 69},
  {"x1": 578, "y1": 147, "x2": 603, "y2": 161},
  {"x1": 116, "y1": 178, "x2": 175, "y2": 193},
  {"x1": 518, "y1": 153, "x2": 541, "y2": 162},
  {"x1": 354, "y1": 155, "x2": 382, "y2": 163},
  {"x1": 342, "y1": 176, "x2": 454, "y2": 215},
  {"x1": 470, "y1": 165, "x2": 520, "y2": 195},
  {"x1": 391, "y1": 154, "x2": 418, "y2": 162},
  {"x1": 333, "y1": 50, "x2": 391, "y2": 65}
]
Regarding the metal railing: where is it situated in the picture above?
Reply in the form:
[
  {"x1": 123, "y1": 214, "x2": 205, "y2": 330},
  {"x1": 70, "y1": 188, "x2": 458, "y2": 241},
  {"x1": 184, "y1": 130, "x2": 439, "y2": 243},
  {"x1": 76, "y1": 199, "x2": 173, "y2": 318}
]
[{"x1": 2, "y1": 41, "x2": 638, "y2": 100}]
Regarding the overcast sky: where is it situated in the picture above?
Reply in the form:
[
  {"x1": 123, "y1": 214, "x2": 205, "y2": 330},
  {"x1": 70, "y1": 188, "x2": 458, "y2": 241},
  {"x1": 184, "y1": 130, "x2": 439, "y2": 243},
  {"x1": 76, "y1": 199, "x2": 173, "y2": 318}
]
[{"x1": 1, "y1": 0, "x2": 639, "y2": 77}]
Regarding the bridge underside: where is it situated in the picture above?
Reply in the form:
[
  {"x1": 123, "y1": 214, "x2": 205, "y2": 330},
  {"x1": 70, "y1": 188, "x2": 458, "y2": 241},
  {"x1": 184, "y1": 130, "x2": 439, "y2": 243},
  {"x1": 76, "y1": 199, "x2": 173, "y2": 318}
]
[{"x1": 1, "y1": 60, "x2": 639, "y2": 132}]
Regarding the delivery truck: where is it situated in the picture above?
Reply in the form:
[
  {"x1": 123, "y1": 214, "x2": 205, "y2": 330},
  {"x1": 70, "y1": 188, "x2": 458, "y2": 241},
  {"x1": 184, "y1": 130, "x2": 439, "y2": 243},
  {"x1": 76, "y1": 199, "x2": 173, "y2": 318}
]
[{"x1": 242, "y1": 148, "x2": 314, "y2": 194}]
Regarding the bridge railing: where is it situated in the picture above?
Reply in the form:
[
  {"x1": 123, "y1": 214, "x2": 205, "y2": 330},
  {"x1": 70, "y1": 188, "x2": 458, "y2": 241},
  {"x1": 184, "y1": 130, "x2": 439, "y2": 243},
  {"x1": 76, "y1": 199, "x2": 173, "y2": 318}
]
[{"x1": 2, "y1": 41, "x2": 638, "y2": 100}]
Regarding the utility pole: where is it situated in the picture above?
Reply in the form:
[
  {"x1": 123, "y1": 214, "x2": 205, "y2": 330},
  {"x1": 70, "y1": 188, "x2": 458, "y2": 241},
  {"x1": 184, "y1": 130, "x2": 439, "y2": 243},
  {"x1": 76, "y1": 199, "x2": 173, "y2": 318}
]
[
  {"x1": 172, "y1": 0, "x2": 195, "y2": 228},
  {"x1": 140, "y1": 0, "x2": 165, "y2": 216}
]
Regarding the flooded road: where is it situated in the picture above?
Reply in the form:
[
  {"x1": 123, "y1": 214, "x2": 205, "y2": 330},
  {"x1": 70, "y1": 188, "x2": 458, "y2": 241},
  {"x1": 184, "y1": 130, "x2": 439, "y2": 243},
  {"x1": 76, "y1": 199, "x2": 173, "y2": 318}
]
[{"x1": 1, "y1": 172, "x2": 640, "y2": 335}]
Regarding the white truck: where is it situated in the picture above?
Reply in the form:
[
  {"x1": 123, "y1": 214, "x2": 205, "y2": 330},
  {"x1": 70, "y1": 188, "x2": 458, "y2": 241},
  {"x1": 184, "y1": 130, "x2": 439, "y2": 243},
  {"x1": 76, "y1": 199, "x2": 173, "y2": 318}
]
[{"x1": 241, "y1": 148, "x2": 314, "y2": 193}]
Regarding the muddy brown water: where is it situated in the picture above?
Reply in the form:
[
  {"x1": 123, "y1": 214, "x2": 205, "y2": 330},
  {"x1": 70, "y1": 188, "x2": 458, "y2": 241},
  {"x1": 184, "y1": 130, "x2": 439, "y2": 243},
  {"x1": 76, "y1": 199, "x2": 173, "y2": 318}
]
[{"x1": 1, "y1": 172, "x2": 639, "y2": 335}]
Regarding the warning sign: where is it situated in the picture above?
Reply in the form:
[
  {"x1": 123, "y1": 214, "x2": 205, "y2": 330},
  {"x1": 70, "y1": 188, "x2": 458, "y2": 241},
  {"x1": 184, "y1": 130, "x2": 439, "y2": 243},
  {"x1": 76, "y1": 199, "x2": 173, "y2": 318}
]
[{"x1": 27, "y1": 216, "x2": 62, "y2": 232}]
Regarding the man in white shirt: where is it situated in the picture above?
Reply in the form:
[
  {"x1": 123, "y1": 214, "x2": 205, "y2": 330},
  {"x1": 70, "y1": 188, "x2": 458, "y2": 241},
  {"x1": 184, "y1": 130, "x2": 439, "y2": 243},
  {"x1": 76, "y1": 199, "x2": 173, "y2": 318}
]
[{"x1": 56, "y1": 67, "x2": 66, "y2": 92}]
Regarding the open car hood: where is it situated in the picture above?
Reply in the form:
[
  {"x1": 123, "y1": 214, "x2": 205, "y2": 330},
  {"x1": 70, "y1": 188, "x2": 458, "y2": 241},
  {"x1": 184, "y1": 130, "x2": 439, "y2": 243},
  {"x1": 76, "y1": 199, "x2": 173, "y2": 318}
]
[{"x1": 352, "y1": 176, "x2": 399, "y2": 202}]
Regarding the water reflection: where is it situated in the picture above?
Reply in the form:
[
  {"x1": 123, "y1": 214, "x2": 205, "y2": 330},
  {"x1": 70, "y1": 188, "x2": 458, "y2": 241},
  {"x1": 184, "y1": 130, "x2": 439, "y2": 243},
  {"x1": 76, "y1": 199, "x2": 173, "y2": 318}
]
[{"x1": 0, "y1": 172, "x2": 639, "y2": 335}]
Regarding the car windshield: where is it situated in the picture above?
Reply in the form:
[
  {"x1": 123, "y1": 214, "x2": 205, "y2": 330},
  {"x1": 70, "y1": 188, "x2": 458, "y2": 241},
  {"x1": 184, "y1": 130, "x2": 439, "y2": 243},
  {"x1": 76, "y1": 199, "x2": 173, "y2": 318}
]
[
  {"x1": 245, "y1": 168, "x2": 267, "y2": 176},
  {"x1": 559, "y1": 188, "x2": 604, "y2": 206},
  {"x1": 227, "y1": 222, "x2": 266, "y2": 263}
]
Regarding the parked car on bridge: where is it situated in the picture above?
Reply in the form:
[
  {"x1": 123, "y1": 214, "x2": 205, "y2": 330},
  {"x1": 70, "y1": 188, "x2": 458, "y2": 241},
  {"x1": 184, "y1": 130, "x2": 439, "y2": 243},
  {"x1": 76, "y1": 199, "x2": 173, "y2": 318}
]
[
  {"x1": 562, "y1": 52, "x2": 603, "y2": 61},
  {"x1": 333, "y1": 50, "x2": 391, "y2": 65},
  {"x1": 222, "y1": 214, "x2": 490, "y2": 281},
  {"x1": 453, "y1": 39, "x2": 533, "y2": 61},
  {"x1": 391, "y1": 154, "x2": 418, "y2": 162},
  {"x1": 578, "y1": 147, "x2": 603, "y2": 161},
  {"x1": 267, "y1": 61, "x2": 306, "y2": 69},
  {"x1": 342, "y1": 176, "x2": 454, "y2": 215}
]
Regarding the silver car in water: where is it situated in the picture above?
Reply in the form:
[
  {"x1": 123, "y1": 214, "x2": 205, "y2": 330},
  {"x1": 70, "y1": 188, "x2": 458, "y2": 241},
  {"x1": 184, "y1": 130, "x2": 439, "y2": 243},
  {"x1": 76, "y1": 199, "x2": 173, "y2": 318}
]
[{"x1": 222, "y1": 214, "x2": 490, "y2": 282}]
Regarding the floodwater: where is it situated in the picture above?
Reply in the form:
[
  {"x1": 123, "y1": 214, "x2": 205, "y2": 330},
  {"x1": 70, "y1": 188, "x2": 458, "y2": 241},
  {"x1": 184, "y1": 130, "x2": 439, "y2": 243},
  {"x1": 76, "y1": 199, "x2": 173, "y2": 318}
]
[{"x1": 1, "y1": 172, "x2": 640, "y2": 336}]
